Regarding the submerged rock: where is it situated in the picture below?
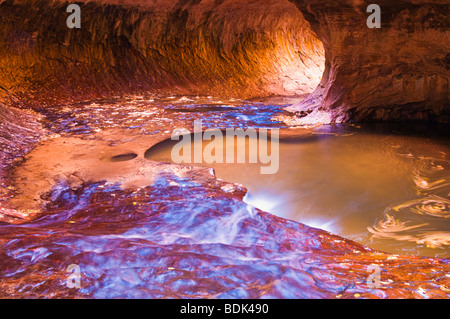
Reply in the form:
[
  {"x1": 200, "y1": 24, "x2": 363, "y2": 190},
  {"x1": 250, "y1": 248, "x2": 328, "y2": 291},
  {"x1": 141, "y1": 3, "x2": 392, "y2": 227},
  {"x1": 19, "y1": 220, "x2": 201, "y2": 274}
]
[
  {"x1": 1, "y1": 173, "x2": 449, "y2": 299},
  {"x1": 0, "y1": 97, "x2": 449, "y2": 299},
  {"x1": 0, "y1": 0, "x2": 449, "y2": 299}
]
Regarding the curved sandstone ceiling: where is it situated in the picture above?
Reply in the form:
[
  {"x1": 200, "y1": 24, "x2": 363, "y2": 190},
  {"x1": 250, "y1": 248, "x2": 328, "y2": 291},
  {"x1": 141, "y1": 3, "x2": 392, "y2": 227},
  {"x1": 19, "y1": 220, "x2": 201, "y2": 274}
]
[
  {"x1": 0, "y1": 0, "x2": 449, "y2": 122},
  {"x1": 291, "y1": 0, "x2": 450, "y2": 123},
  {"x1": 0, "y1": 0, "x2": 325, "y2": 106}
]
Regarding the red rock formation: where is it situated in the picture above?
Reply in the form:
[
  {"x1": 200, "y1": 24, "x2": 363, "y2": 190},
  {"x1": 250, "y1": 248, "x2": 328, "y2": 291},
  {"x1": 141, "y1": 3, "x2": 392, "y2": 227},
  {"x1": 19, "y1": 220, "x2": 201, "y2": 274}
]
[
  {"x1": 0, "y1": 0, "x2": 324, "y2": 107},
  {"x1": 0, "y1": 0, "x2": 449, "y2": 299},
  {"x1": 1, "y1": 0, "x2": 448, "y2": 122},
  {"x1": 0, "y1": 102, "x2": 45, "y2": 214},
  {"x1": 290, "y1": 0, "x2": 450, "y2": 122},
  {"x1": 1, "y1": 0, "x2": 448, "y2": 121}
]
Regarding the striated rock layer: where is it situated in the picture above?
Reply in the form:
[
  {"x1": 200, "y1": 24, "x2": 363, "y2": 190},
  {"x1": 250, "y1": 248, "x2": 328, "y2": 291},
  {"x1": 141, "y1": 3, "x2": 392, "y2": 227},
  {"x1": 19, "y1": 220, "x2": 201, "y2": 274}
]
[
  {"x1": 0, "y1": 0, "x2": 324, "y2": 107},
  {"x1": 0, "y1": 0, "x2": 449, "y2": 299},
  {"x1": 290, "y1": 0, "x2": 450, "y2": 122},
  {"x1": 0, "y1": 0, "x2": 448, "y2": 122}
]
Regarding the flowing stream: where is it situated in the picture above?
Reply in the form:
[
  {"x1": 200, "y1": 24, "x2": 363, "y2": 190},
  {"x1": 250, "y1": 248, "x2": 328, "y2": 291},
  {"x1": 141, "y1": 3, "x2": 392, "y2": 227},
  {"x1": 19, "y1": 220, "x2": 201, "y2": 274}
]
[
  {"x1": 146, "y1": 124, "x2": 450, "y2": 257},
  {"x1": 1, "y1": 96, "x2": 449, "y2": 298}
]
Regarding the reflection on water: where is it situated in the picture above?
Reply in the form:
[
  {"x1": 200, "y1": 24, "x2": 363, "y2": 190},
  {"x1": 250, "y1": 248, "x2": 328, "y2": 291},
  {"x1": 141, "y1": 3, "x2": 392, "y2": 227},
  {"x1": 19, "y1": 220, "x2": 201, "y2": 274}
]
[
  {"x1": 146, "y1": 126, "x2": 450, "y2": 257},
  {"x1": 2, "y1": 96, "x2": 450, "y2": 298}
]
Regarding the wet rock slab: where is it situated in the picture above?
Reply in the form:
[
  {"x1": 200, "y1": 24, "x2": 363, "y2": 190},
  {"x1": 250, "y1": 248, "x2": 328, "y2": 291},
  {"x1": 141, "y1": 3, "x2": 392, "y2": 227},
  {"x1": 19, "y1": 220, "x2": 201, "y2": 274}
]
[
  {"x1": 1, "y1": 173, "x2": 449, "y2": 298},
  {"x1": 0, "y1": 98, "x2": 449, "y2": 299}
]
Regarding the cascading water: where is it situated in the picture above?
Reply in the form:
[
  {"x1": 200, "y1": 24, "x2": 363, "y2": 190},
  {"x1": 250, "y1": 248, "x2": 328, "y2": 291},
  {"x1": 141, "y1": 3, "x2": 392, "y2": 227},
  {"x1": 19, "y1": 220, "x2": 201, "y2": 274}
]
[
  {"x1": 0, "y1": 0, "x2": 449, "y2": 300},
  {"x1": 145, "y1": 120, "x2": 450, "y2": 258},
  {"x1": 0, "y1": 96, "x2": 448, "y2": 299}
]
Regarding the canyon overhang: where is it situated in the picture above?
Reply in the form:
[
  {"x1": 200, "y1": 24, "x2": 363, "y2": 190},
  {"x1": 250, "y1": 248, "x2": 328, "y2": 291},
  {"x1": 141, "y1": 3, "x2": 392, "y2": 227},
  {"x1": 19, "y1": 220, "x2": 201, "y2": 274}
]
[{"x1": 0, "y1": 0, "x2": 448, "y2": 122}]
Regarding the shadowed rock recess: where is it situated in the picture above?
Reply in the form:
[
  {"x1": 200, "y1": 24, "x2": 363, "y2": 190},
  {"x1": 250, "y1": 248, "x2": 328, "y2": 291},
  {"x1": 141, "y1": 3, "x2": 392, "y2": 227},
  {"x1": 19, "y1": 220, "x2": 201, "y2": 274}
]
[
  {"x1": 290, "y1": 0, "x2": 450, "y2": 122},
  {"x1": 0, "y1": 0, "x2": 449, "y2": 299}
]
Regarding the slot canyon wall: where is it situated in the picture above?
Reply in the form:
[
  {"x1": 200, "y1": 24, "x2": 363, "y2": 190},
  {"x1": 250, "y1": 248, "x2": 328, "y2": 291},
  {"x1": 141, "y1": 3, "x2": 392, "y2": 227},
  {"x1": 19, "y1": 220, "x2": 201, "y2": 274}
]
[
  {"x1": 0, "y1": 0, "x2": 449, "y2": 298},
  {"x1": 0, "y1": 0, "x2": 325, "y2": 108},
  {"x1": 0, "y1": 0, "x2": 448, "y2": 121},
  {"x1": 291, "y1": 0, "x2": 450, "y2": 122}
]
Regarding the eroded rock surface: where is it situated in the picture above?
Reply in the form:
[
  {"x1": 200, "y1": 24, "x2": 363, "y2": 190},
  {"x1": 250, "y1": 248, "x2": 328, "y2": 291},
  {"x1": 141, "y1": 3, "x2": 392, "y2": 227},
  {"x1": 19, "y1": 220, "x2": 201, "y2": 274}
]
[
  {"x1": 0, "y1": 102, "x2": 46, "y2": 222},
  {"x1": 1, "y1": 174, "x2": 449, "y2": 299},
  {"x1": 0, "y1": 0, "x2": 449, "y2": 299},
  {"x1": 0, "y1": 96, "x2": 448, "y2": 299},
  {"x1": 290, "y1": 0, "x2": 450, "y2": 122},
  {"x1": 1, "y1": 0, "x2": 448, "y2": 122},
  {"x1": 0, "y1": 0, "x2": 324, "y2": 107}
]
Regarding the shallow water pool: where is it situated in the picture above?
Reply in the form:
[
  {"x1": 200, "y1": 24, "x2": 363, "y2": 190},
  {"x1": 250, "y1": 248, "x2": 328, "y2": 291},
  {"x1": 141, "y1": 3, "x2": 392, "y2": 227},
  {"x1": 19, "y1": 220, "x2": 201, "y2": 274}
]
[{"x1": 146, "y1": 125, "x2": 450, "y2": 257}]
